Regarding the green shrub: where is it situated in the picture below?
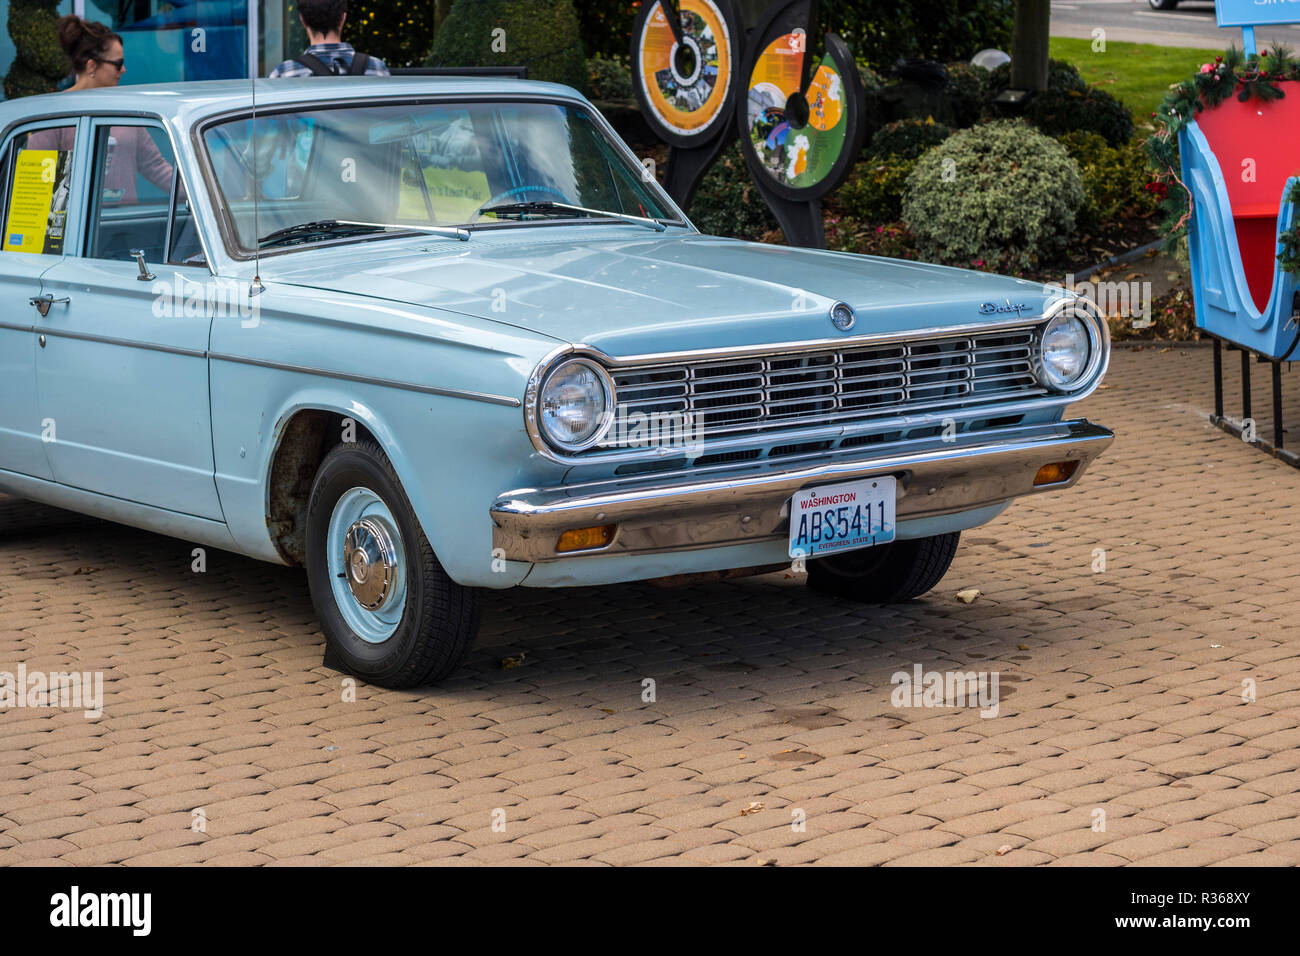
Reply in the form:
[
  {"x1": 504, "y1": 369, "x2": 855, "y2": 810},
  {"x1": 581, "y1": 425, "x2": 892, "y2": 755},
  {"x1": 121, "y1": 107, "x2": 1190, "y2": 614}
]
[
  {"x1": 587, "y1": 54, "x2": 633, "y2": 101},
  {"x1": 1058, "y1": 131, "x2": 1158, "y2": 231},
  {"x1": 5, "y1": 0, "x2": 65, "y2": 99},
  {"x1": 577, "y1": 0, "x2": 1016, "y2": 75},
  {"x1": 869, "y1": 118, "x2": 953, "y2": 160},
  {"x1": 878, "y1": 61, "x2": 981, "y2": 129},
  {"x1": 983, "y1": 56, "x2": 1132, "y2": 145},
  {"x1": 837, "y1": 156, "x2": 918, "y2": 222},
  {"x1": 902, "y1": 119, "x2": 1084, "y2": 273},
  {"x1": 855, "y1": 59, "x2": 888, "y2": 144},
  {"x1": 944, "y1": 61, "x2": 987, "y2": 127},
  {"x1": 984, "y1": 57, "x2": 1088, "y2": 99},
  {"x1": 428, "y1": 0, "x2": 587, "y2": 92},
  {"x1": 1026, "y1": 86, "x2": 1134, "y2": 147},
  {"x1": 856, "y1": 59, "x2": 886, "y2": 92},
  {"x1": 576, "y1": 0, "x2": 639, "y2": 60},
  {"x1": 821, "y1": 0, "x2": 1014, "y2": 70},
  {"x1": 689, "y1": 143, "x2": 778, "y2": 241}
]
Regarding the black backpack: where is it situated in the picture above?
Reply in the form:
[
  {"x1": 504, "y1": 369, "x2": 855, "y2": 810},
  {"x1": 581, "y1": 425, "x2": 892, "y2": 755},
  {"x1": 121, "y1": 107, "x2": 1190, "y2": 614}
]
[{"x1": 295, "y1": 50, "x2": 370, "y2": 76}]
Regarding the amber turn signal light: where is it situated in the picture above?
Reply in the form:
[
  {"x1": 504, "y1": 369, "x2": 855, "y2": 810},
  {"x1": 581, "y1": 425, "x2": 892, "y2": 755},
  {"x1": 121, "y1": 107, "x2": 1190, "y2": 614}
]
[
  {"x1": 1033, "y1": 461, "x2": 1079, "y2": 486},
  {"x1": 556, "y1": 524, "x2": 616, "y2": 553}
]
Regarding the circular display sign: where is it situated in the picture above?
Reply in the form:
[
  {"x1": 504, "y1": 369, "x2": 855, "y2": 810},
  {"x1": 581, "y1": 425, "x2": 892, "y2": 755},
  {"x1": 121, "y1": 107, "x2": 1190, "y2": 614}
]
[
  {"x1": 632, "y1": 0, "x2": 740, "y2": 146},
  {"x1": 736, "y1": 0, "x2": 863, "y2": 202}
]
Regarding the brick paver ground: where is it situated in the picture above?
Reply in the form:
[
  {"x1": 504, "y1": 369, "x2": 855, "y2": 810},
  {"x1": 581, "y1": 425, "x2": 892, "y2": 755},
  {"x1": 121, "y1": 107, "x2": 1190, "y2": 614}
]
[{"x1": 3, "y1": 344, "x2": 1300, "y2": 866}]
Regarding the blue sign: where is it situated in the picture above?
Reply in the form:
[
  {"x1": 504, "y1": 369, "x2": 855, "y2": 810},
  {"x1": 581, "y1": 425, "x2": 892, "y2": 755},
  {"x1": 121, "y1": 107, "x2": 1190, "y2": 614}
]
[{"x1": 1217, "y1": 0, "x2": 1300, "y2": 28}]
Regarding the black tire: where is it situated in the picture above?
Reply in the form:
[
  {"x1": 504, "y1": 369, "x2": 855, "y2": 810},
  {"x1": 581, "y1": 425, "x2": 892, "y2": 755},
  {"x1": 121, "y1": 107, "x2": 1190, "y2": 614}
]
[
  {"x1": 1147, "y1": 0, "x2": 1178, "y2": 10},
  {"x1": 305, "y1": 438, "x2": 480, "y2": 688},
  {"x1": 806, "y1": 532, "x2": 960, "y2": 603}
]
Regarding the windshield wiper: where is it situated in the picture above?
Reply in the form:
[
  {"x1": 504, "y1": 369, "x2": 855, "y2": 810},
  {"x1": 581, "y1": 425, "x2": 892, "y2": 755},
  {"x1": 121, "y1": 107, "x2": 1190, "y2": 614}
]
[
  {"x1": 475, "y1": 201, "x2": 667, "y2": 233},
  {"x1": 258, "y1": 219, "x2": 469, "y2": 248},
  {"x1": 258, "y1": 219, "x2": 384, "y2": 247}
]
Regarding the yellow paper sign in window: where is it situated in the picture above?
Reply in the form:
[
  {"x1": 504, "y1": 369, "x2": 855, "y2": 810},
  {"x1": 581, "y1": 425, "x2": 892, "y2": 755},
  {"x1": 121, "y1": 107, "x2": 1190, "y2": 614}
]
[{"x1": 3, "y1": 148, "x2": 72, "y2": 255}]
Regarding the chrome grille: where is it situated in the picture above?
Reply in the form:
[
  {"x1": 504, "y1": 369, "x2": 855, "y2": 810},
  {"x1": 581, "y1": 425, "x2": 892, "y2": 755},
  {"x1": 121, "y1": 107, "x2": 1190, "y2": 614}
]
[{"x1": 601, "y1": 327, "x2": 1044, "y2": 450}]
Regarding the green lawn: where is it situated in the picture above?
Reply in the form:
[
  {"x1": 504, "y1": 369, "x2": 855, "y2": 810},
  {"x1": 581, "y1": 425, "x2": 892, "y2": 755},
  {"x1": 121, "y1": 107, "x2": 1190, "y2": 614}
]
[{"x1": 1049, "y1": 36, "x2": 1221, "y2": 120}]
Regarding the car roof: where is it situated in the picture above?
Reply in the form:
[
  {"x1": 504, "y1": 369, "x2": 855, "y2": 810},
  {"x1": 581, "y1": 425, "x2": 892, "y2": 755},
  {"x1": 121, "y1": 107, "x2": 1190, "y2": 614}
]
[{"x1": 0, "y1": 76, "x2": 590, "y2": 130}]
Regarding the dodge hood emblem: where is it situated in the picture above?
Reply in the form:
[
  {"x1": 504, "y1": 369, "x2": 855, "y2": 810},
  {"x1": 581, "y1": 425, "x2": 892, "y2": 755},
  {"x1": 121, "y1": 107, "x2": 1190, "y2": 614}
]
[{"x1": 830, "y1": 302, "x2": 856, "y2": 331}]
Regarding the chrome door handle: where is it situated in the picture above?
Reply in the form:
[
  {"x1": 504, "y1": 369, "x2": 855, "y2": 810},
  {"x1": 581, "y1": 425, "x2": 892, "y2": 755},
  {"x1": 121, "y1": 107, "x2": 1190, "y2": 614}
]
[{"x1": 30, "y1": 294, "x2": 70, "y2": 317}]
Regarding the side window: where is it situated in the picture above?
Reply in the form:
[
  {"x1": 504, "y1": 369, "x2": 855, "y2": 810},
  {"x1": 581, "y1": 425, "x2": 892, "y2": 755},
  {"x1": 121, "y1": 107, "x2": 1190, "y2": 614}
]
[
  {"x1": 85, "y1": 124, "x2": 178, "y2": 262},
  {"x1": 1, "y1": 125, "x2": 77, "y2": 255}
]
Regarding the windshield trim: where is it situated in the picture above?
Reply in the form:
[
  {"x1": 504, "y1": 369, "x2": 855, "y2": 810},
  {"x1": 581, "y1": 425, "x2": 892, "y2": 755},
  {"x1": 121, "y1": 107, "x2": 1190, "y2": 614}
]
[{"x1": 192, "y1": 92, "x2": 693, "y2": 262}]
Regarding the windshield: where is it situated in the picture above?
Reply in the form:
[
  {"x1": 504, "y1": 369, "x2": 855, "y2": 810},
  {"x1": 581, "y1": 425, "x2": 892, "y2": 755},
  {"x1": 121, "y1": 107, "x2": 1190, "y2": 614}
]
[{"x1": 202, "y1": 100, "x2": 681, "y2": 252}]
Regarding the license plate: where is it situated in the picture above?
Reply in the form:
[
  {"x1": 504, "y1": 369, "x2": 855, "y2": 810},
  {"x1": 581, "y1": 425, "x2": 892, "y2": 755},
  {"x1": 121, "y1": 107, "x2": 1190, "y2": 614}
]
[{"x1": 788, "y1": 476, "x2": 896, "y2": 559}]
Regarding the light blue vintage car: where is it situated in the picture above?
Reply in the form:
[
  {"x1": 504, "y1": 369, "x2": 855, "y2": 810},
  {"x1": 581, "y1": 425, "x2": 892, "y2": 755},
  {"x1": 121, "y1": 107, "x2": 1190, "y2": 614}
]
[{"x1": 0, "y1": 77, "x2": 1113, "y2": 687}]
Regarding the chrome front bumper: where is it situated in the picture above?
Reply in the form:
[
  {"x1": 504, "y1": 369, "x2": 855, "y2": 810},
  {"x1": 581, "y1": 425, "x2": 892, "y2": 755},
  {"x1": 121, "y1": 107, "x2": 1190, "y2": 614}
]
[{"x1": 490, "y1": 420, "x2": 1114, "y2": 563}]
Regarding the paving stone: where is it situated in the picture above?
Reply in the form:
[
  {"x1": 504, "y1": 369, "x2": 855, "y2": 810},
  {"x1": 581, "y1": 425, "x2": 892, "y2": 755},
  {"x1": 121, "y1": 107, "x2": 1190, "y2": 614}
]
[{"x1": 4, "y1": 348, "x2": 1300, "y2": 864}]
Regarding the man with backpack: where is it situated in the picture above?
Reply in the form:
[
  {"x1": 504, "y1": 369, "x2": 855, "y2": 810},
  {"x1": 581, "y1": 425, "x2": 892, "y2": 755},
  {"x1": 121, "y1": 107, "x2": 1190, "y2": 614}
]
[{"x1": 269, "y1": 0, "x2": 391, "y2": 77}]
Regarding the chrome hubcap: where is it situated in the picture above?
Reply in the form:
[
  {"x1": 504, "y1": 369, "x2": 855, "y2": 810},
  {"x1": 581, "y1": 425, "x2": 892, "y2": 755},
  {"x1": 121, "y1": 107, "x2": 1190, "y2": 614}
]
[
  {"x1": 326, "y1": 487, "x2": 407, "y2": 644},
  {"x1": 343, "y1": 517, "x2": 397, "y2": 610}
]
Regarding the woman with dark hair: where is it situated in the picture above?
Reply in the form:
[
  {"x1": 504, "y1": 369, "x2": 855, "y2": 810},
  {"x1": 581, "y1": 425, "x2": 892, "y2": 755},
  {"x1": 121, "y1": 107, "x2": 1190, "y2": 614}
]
[
  {"x1": 57, "y1": 13, "x2": 126, "y2": 90},
  {"x1": 28, "y1": 16, "x2": 174, "y2": 206}
]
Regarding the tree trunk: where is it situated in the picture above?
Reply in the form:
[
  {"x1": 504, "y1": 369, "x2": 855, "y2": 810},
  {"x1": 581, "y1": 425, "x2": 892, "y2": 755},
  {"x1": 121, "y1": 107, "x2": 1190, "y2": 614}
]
[
  {"x1": 434, "y1": 0, "x2": 453, "y2": 33},
  {"x1": 1010, "y1": 0, "x2": 1050, "y2": 91}
]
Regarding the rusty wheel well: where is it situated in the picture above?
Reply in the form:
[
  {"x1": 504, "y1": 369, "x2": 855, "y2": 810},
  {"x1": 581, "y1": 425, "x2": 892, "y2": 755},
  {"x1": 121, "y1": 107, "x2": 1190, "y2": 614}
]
[{"x1": 266, "y1": 410, "x2": 374, "y2": 566}]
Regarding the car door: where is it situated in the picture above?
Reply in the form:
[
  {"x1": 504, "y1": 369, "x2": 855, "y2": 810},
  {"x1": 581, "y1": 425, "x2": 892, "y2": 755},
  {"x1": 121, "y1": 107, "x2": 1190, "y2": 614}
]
[
  {"x1": 35, "y1": 117, "x2": 224, "y2": 520},
  {"x1": 0, "y1": 118, "x2": 83, "y2": 481}
]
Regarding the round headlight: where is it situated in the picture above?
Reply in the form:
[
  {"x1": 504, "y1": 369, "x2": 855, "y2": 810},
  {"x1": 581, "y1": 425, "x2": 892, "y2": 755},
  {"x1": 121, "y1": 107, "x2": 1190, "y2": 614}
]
[
  {"x1": 1038, "y1": 312, "x2": 1092, "y2": 391},
  {"x1": 538, "y1": 359, "x2": 614, "y2": 451}
]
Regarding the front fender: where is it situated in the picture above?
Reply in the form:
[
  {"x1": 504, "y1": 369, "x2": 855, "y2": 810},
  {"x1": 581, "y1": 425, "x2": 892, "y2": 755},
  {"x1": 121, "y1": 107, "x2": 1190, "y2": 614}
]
[{"x1": 207, "y1": 287, "x2": 565, "y2": 586}]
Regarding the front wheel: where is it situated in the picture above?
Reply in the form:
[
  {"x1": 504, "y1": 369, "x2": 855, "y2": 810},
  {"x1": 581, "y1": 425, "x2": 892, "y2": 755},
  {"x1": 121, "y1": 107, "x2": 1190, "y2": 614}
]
[
  {"x1": 1147, "y1": 0, "x2": 1178, "y2": 10},
  {"x1": 305, "y1": 439, "x2": 480, "y2": 688},
  {"x1": 805, "y1": 532, "x2": 960, "y2": 603}
]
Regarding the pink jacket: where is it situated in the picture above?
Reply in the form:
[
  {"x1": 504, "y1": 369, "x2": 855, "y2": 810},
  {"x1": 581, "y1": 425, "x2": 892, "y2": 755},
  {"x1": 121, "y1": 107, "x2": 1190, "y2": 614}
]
[{"x1": 27, "y1": 124, "x2": 173, "y2": 203}]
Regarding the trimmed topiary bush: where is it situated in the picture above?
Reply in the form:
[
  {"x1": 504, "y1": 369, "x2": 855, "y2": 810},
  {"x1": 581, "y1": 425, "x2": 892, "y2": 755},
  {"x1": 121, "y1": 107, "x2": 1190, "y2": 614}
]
[
  {"x1": 869, "y1": 118, "x2": 953, "y2": 161},
  {"x1": 689, "y1": 142, "x2": 778, "y2": 241},
  {"x1": 427, "y1": 0, "x2": 587, "y2": 93},
  {"x1": 5, "y1": 0, "x2": 65, "y2": 99},
  {"x1": 902, "y1": 119, "x2": 1084, "y2": 273},
  {"x1": 1026, "y1": 86, "x2": 1134, "y2": 147}
]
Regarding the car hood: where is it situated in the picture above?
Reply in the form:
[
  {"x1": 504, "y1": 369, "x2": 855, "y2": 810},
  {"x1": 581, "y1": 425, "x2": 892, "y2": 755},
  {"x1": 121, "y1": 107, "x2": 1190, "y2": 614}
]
[{"x1": 269, "y1": 228, "x2": 1059, "y2": 357}]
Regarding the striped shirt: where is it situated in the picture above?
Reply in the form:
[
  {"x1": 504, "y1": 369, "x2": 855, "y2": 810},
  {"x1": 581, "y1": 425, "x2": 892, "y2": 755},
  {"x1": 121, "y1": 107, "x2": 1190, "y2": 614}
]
[{"x1": 268, "y1": 43, "x2": 391, "y2": 78}]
